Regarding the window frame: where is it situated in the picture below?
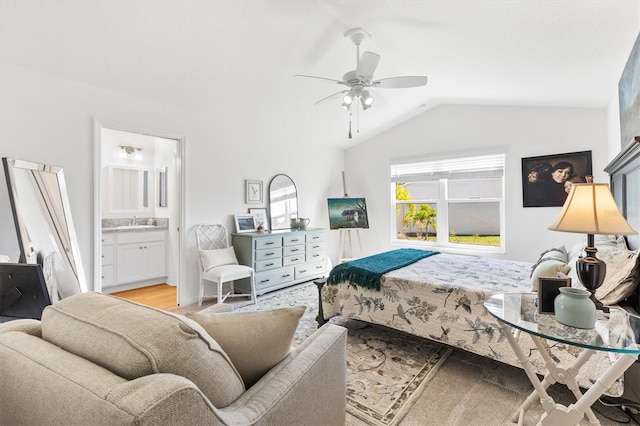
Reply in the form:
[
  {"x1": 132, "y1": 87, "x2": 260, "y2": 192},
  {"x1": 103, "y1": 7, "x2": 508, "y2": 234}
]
[{"x1": 391, "y1": 154, "x2": 506, "y2": 254}]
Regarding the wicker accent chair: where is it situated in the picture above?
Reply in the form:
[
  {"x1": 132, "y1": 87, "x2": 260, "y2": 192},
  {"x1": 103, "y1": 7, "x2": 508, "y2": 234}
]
[{"x1": 196, "y1": 224, "x2": 256, "y2": 306}]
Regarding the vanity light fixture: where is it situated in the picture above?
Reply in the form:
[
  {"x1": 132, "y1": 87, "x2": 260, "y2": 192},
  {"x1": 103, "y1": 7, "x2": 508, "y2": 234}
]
[{"x1": 119, "y1": 145, "x2": 143, "y2": 155}]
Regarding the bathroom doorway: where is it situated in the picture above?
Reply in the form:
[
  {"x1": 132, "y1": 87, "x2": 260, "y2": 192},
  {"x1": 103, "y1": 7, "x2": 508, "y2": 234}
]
[{"x1": 93, "y1": 119, "x2": 185, "y2": 306}]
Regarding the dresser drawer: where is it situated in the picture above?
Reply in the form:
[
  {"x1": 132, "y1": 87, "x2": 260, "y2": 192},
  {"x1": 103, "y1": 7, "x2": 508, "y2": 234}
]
[
  {"x1": 255, "y1": 258, "x2": 282, "y2": 272},
  {"x1": 255, "y1": 237, "x2": 282, "y2": 250},
  {"x1": 255, "y1": 267, "x2": 295, "y2": 289},
  {"x1": 306, "y1": 252, "x2": 324, "y2": 263},
  {"x1": 305, "y1": 232, "x2": 325, "y2": 243},
  {"x1": 283, "y1": 235, "x2": 305, "y2": 246},
  {"x1": 283, "y1": 254, "x2": 305, "y2": 267},
  {"x1": 283, "y1": 245, "x2": 304, "y2": 256},
  {"x1": 255, "y1": 247, "x2": 282, "y2": 261},
  {"x1": 295, "y1": 260, "x2": 327, "y2": 280},
  {"x1": 306, "y1": 241, "x2": 325, "y2": 253}
]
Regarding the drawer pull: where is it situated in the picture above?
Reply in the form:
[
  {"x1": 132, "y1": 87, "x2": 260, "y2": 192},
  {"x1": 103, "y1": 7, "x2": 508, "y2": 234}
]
[
  {"x1": 299, "y1": 269, "x2": 306, "y2": 273},
  {"x1": 312, "y1": 236, "x2": 320, "y2": 239},
  {"x1": 316, "y1": 265, "x2": 323, "y2": 269},
  {"x1": 260, "y1": 279, "x2": 270, "y2": 284},
  {"x1": 291, "y1": 248, "x2": 299, "y2": 252},
  {"x1": 266, "y1": 252, "x2": 275, "y2": 256},
  {"x1": 265, "y1": 242, "x2": 275, "y2": 245},
  {"x1": 291, "y1": 239, "x2": 299, "y2": 242},
  {"x1": 265, "y1": 263, "x2": 274, "y2": 267},
  {"x1": 291, "y1": 258, "x2": 299, "y2": 261},
  {"x1": 313, "y1": 245, "x2": 320, "y2": 249},
  {"x1": 283, "y1": 274, "x2": 291, "y2": 278}
]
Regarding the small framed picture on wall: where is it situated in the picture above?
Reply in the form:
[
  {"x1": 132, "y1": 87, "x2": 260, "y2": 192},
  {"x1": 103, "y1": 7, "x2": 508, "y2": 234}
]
[{"x1": 246, "y1": 179, "x2": 263, "y2": 204}]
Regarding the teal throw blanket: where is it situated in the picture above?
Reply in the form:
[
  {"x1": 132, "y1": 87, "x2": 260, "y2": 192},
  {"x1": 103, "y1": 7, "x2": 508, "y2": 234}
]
[{"x1": 327, "y1": 248, "x2": 439, "y2": 291}]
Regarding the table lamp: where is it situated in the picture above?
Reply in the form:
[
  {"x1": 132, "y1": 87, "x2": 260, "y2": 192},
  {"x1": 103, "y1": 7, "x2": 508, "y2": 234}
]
[{"x1": 548, "y1": 176, "x2": 637, "y2": 309}]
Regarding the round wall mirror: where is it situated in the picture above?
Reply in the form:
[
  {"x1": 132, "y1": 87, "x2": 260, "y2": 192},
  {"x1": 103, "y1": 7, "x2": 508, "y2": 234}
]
[{"x1": 269, "y1": 174, "x2": 298, "y2": 230}]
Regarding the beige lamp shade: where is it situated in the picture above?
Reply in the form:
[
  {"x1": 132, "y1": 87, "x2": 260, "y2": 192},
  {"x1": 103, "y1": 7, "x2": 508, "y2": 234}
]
[{"x1": 548, "y1": 183, "x2": 637, "y2": 235}]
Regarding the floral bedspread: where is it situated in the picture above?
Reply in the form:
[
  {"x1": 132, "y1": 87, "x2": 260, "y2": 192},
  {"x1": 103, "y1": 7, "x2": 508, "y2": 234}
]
[{"x1": 321, "y1": 253, "x2": 623, "y2": 395}]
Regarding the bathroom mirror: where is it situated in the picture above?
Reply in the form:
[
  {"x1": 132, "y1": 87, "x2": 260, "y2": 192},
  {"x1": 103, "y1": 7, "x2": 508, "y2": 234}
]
[
  {"x1": 2, "y1": 157, "x2": 87, "y2": 301},
  {"x1": 269, "y1": 174, "x2": 298, "y2": 230},
  {"x1": 108, "y1": 166, "x2": 151, "y2": 212}
]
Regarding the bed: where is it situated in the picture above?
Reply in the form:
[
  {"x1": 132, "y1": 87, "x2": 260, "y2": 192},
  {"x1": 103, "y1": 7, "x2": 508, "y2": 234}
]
[{"x1": 319, "y1": 138, "x2": 640, "y2": 396}]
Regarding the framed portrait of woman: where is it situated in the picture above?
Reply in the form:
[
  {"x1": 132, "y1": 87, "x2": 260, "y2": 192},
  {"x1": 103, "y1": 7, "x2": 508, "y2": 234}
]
[{"x1": 521, "y1": 150, "x2": 592, "y2": 207}]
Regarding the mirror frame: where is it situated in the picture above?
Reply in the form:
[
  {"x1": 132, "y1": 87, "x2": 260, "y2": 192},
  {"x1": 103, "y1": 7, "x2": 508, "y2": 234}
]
[
  {"x1": 268, "y1": 174, "x2": 298, "y2": 230},
  {"x1": 2, "y1": 157, "x2": 87, "y2": 301}
]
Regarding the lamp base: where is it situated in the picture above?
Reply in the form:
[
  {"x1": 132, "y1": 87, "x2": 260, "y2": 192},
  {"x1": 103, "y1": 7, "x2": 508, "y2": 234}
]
[{"x1": 576, "y1": 245, "x2": 608, "y2": 312}]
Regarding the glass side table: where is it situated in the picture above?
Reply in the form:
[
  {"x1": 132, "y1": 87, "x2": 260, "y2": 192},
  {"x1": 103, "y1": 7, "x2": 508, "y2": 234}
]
[{"x1": 485, "y1": 293, "x2": 640, "y2": 426}]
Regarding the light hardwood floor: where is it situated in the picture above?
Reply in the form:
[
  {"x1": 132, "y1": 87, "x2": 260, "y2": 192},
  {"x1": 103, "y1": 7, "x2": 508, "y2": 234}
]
[{"x1": 111, "y1": 284, "x2": 178, "y2": 310}]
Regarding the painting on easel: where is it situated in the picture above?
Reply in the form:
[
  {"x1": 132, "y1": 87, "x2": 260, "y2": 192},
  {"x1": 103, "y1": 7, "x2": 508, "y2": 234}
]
[{"x1": 327, "y1": 198, "x2": 369, "y2": 229}]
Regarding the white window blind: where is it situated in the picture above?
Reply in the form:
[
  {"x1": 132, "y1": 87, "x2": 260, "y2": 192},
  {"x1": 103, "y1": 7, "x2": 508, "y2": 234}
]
[{"x1": 391, "y1": 154, "x2": 505, "y2": 182}]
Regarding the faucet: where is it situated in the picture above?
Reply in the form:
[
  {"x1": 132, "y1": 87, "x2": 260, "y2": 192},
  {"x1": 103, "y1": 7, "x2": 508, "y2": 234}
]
[{"x1": 131, "y1": 216, "x2": 137, "y2": 226}]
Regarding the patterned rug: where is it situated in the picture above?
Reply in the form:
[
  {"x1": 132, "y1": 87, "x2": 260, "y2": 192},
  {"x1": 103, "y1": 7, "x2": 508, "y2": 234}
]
[{"x1": 175, "y1": 282, "x2": 452, "y2": 426}]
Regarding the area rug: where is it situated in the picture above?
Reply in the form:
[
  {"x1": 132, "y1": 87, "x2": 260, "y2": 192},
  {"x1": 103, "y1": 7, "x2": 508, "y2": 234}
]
[{"x1": 174, "y1": 282, "x2": 452, "y2": 426}]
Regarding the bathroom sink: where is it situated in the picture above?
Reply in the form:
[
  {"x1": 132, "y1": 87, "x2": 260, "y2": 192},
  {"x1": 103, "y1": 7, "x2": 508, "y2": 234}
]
[{"x1": 104, "y1": 225, "x2": 159, "y2": 231}]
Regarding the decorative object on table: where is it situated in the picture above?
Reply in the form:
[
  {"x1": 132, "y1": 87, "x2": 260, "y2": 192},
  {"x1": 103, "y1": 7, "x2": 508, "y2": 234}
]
[
  {"x1": 553, "y1": 287, "x2": 596, "y2": 329},
  {"x1": 327, "y1": 197, "x2": 369, "y2": 229},
  {"x1": 234, "y1": 214, "x2": 258, "y2": 234},
  {"x1": 245, "y1": 179, "x2": 263, "y2": 204},
  {"x1": 521, "y1": 150, "x2": 592, "y2": 207},
  {"x1": 548, "y1": 176, "x2": 637, "y2": 310},
  {"x1": 538, "y1": 276, "x2": 570, "y2": 314},
  {"x1": 248, "y1": 208, "x2": 268, "y2": 231},
  {"x1": 290, "y1": 218, "x2": 300, "y2": 229},
  {"x1": 298, "y1": 217, "x2": 310, "y2": 229}
]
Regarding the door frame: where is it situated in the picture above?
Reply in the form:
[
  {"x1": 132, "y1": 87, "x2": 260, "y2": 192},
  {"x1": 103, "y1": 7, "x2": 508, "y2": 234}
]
[{"x1": 93, "y1": 118, "x2": 186, "y2": 306}]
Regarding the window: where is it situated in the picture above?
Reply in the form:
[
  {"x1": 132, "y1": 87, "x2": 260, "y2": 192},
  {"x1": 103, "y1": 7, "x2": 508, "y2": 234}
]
[{"x1": 391, "y1": 153, "x2": 505, "y2": 252}]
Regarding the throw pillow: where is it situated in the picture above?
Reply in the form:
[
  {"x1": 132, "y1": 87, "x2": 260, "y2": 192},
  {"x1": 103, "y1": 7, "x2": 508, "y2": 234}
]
[
  {"x1": 530, "y1": 246, "x2": 570, "y2": 292},
  {"x1": 199, "y1": 247, "x2": 238, "y2": 271},
  {"x1": 187, "y1": 306, "x2": 305, "y2": 388},
  {"x1": 596, "y1": 250, "x2": 640, "y2": 306}
]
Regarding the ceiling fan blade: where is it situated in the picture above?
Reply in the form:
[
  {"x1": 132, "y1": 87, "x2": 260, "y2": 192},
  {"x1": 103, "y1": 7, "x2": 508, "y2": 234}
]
[
  {"x1": 314, "y1": 90, "x2": 348, "y2": 105},
  {"x1": 373, "y1": 76, "x2": 428, "y2": 88},
  {"x1": 356, "y1": 51, "x2": 381, "y2": 81},
  {"x1": 295, "y1": 74, "x2": 346, "y2": 85}
]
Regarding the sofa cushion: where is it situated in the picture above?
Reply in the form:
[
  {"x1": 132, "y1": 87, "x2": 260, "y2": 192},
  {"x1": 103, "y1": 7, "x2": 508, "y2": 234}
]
[
  {"x1": 187, "y1": 306, "x2": 305, "y2": 387},
  {"x1": 41, "y1": 292, "x2": 244, "y2": 407}
]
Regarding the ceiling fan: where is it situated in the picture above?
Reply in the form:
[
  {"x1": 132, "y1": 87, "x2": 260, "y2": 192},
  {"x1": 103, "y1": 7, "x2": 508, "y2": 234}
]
[{"x1": 296, "y1": 27, "x2": 428, "y2": 114}]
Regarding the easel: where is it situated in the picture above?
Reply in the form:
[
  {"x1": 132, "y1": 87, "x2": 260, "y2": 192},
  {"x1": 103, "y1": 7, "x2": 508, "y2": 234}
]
[{"x1": 338, "y1": 171, "x2": 363, "y2": 263}]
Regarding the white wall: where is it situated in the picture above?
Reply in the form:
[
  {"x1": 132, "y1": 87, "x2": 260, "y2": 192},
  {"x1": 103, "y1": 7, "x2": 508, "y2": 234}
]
[
  {"x1": 0, "y1": 63, "x2": 345, "y2": 305},
  {"x1": 343, "y1": 104, "x2": 611, "y2": 262}
]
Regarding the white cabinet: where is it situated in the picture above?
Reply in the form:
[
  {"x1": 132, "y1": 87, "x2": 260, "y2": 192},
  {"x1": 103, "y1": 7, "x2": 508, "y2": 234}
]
[
  {"x1": 232, "y1": 229, "x2": 327, "y2": 295},
  {"x1": 101, "y1": 234, "x2": 115, "y2": 288},
  {"x1": 101, "y1": 230, "x2": 167, "y2": 287}
]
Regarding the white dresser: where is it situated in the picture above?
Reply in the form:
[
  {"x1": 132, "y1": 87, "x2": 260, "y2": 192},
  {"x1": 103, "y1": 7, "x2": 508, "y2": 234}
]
[{"x1": 232, "y1": 228, "x2": 328, "y2": 295}]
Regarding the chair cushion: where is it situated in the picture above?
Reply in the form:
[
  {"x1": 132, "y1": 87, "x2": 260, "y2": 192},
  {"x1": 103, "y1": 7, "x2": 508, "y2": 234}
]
[
  {"x1": 187, "y1": 306, "x2": 305, "y2": 387},
  {"x1": 202, "y1": 264, "x2": 253, "y2": 282},
  {"x1": 199, "y1": 247, "x2": 238, "y2": 271},
  {"x1": 40, "y1": 292, "x2": 245, "y2": 408}
]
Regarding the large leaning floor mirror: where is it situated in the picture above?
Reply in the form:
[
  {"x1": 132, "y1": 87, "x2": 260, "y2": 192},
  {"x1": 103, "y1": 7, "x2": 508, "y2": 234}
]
[{"x1": 2, "y1": 157, "x2": 87, "y2": 302}]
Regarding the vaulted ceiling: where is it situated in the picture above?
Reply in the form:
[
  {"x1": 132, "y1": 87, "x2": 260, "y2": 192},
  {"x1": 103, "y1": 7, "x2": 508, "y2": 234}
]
[{"x1": 1, "y1": 0, "x2": 638, "y2": 148}]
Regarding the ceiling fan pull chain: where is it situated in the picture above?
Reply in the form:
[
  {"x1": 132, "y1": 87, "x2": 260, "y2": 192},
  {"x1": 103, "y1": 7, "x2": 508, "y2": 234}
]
[{"x1": 348, "y1": 112, "x2": 353, "y2": 139}]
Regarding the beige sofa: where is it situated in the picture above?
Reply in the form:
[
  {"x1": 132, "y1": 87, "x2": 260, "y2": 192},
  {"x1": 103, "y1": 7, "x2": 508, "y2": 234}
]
[{"x1": 0, "y1": 292, "x2": 347, "y2": 425}]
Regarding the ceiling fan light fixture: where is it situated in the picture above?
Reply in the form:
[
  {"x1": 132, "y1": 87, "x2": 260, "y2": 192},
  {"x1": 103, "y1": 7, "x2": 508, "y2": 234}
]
[
  {"x1": 361, "y1": 90, "x2": 374, "y2": 107},
  {"x1": 341, "y1": 101, "x2": 351, "y2": 111},
  {"x1": 343, "y1": 89, "x2": 356, "y2": 105}
]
